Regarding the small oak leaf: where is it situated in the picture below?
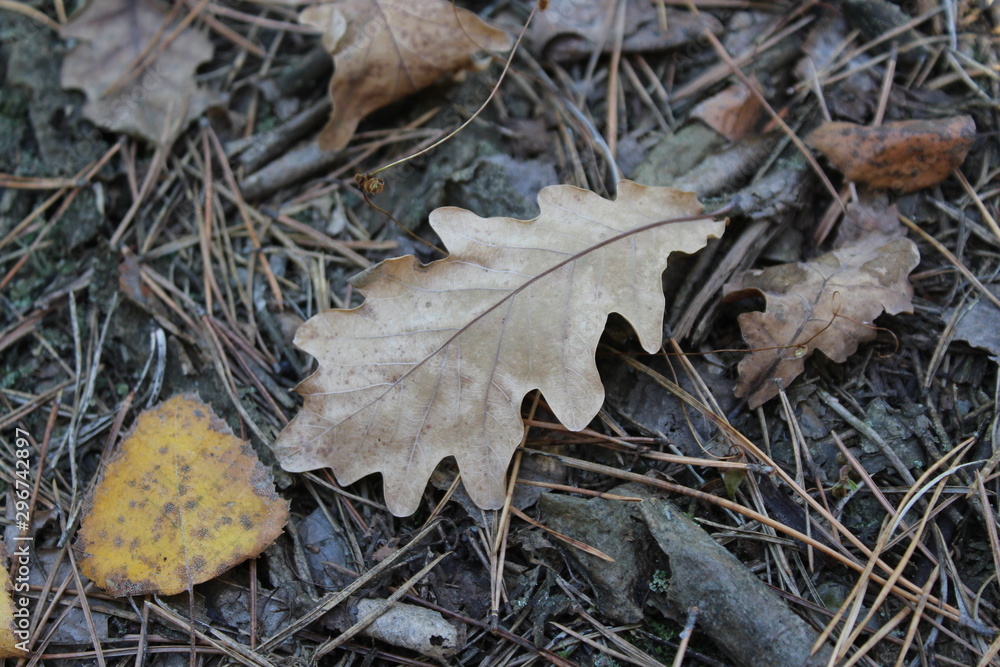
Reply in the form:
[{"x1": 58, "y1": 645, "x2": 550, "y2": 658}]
[
  {"x1": 724, "y1": 233, "x2": 919, "y2": 408},
  {"x1": 76, "y1": 395, "x2": 289, "y2": 596},
  {"x1": 301, "y1": 0, "x2": 513, "y2": 151},
  {"x1": 274, "y1": 180, "x2": 725, "y2": 516}
]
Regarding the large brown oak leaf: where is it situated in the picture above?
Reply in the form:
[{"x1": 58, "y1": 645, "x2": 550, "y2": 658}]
[{"x1": 274, "y1": 181, "x2": 724, "y2": 515}]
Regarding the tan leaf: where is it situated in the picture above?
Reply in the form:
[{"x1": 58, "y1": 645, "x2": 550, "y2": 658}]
[
  {"x1": 808, "y1": 116, "x2": 975, "y2": 193},
  {"x1": 303, "y1": 0, "x2": 512, "y2": 151},
  {"x1": 723, "y1": 234, "x2": 919, "y2": 408},
  {"x1": 690, "y1": 81, "x2": 765, "y2": 142},
  {"x1": 274, "y1": 180, "x2": 725, "y2": 515},
  {"x1": 76, "y1": 395, "x2": 289, "y2": 596},
  {"x1": 60, "y1": 0, "x2": 216, "y2": 146}
]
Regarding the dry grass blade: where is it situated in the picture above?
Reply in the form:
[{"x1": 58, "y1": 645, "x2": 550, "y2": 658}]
[
  {"x1": 896, "y1": 564, "x2": 940, "y2": 667},
  {"x1": 826, "y1": 474, "x2": 951, "y2": 663},
  {"x1": 899, "y1": 213, "x2": 1000, "y2": 310},
  {"x1": 613, "y1": 354, "x2": 966, "y2": 618},
  {"x1": 0, "y1": 0, "x2": 59, "y2": 28},
  {"x1": 575, "y1": 607, "x2": 663, "y2": 667},
  {"x1": 550, "y1": 622, "x2": 644, "y2": 667}
]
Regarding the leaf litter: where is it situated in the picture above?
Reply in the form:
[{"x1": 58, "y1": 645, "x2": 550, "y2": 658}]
[{"x1": 2, "y1": 0, "x2": 1000, "y2": 664}]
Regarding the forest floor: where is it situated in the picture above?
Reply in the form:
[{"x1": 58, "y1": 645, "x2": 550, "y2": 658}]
[{"x1": 2, "y1": 0, "x2": 1000, "y2": 665}]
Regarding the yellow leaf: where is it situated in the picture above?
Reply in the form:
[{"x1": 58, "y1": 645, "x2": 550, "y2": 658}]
[
  {"x1": 76, "y1": 395, "x2": 289, "y2": 597},
  {"x1": 274, "y1": 180, "x2": 725, "y2": 515}
]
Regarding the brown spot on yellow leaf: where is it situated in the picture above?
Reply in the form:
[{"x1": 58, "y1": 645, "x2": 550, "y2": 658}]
[
  {"x1": 808, "y1": 116, "x2": 975, "y2": 193},
  {"x1": 76, "y1": 395, "x2": 289, "y2": 597}
]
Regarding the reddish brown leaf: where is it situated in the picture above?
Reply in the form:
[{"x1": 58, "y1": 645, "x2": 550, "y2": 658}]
[
  {"x1": 724, "y1": 234, "x2": 919, "y2": 408},
  {"x1": 808, "y1": 116, "x2": 975, "y2": 193}
]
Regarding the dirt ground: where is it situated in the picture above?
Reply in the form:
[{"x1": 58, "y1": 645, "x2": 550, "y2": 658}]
[{"x1": 2, "y1": 0, "x2": 1000, "y2": 665}]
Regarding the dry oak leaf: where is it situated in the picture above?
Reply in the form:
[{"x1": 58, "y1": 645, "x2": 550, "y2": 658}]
[
  {"x1": 808, "y1": 116, "x2": 975, "y2": 193},
  {"x1": 723, "y1": 233, "x2": 919, "y2": 409},
  {"x1": 301, "y1": 0, "x2": 512, "y2": 151},
  {"x1": 274, "y1": 180, "x2": 725, "y2": 516},
  {"x1": 76, "y1": 395, "x2": 289, "y2": 597},
  {"x1": 60, "y1": 0, "x2": 216, "y2": 146}
]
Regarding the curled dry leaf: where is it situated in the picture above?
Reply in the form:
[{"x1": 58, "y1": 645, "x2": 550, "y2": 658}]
[
  {"x1": 808, "y1": 116, "x2": 975, "y2": 193},
  {"x1": 724, "y1": 234, "x2": 919, "y2": 408},
  {"x1": 76, "y1": 395, "x2": 289, "y2": 596},
  {"x1": 274, "y1": 180, "x2": 725, "y2": 516},
  {"x1": 60, "y1": 0, "x2": 216, "y2": 146},
  {"x1": 301, "y1": 0, "x2": 512, "y2": 151}
]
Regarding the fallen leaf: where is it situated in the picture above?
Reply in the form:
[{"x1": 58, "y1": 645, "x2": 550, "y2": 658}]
[
  {"x1": 691, "y1": 81, "x2": 765, "y2": 142},
  {"x1": 60, "y1": 0, "x2": 216, "y2": 146},
  {"x1": 302, "y1": 0, "x2": 512, "y2": 151},
  {"x1": 0, "y1": 548, "x2": 29, "y2": 658},
  {"x1": 808, "y1": 116, "x2": 975, "y2": 193},
  {"x1": 274, "y1": 180, "x2": 725, "y2": 515},
  {"x1": 951, "y1": 285, "x2": 1000, "y2": 362},
  {"x1": 724, "y1": 233, "x2": 919, "y2": 408},
  {"x1": 76, "y1": 395, "x2": 289, "y2": 596}
]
